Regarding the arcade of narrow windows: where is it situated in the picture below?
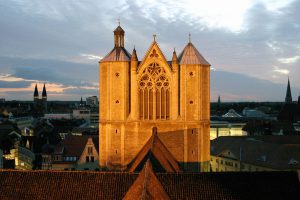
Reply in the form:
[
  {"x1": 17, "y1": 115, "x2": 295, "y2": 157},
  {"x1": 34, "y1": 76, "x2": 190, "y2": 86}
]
[{"x1": 139, "y1": 62, "x2": 170, "y2": 120}]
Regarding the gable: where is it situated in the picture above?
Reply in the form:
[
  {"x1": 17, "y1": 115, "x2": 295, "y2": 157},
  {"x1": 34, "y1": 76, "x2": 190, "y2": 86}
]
[
  {"x1": 137, "y1": 41, "x2": 172, "y2": 75},
  {"x1": 78, "y1": 137, "x2": 99, "y2": 164},
  {"x1": 128, "y1": 131, "x2": 180, "y2": 173}
]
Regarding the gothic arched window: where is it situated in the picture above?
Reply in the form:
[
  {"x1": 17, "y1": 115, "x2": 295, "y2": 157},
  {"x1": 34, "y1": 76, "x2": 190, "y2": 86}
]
[{"x1": 139, "y1": 63, "x2": 170, "y2": 120}]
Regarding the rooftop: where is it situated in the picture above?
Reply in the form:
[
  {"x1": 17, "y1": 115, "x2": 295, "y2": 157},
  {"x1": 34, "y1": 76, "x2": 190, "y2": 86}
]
[{"x1": 0, "y1": 169, "x2": 299, "y2": 200}]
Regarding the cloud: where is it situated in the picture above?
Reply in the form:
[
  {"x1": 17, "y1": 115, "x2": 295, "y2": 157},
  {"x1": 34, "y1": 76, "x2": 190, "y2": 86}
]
[
  {"x1": 0, "y1": 0, "x2": 300, "y2": 101},
  {"x1": 278, "y1": 56, "x2": 300, "y2": 64},
  {"x1": 0, "y1": 74, "x2": 34, "y2": 82},
  {"x1": 273, "y1": 66, "x2": 290, "y2": 75}
]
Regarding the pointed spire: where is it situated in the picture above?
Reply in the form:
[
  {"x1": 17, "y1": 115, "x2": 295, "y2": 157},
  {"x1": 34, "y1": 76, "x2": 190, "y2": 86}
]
[
  {"x1": 172, "y1": 48, "x2": 178, "y2": 63},
  {"x1": 34, "y1": 84, "x2": 39, "y2": 98},
  {"x1": 42, "y1": 83, "x2": 47, "y2": 98},
  {"x1": 218, "y1": 95, "x2": 221, "y2": 104},
  {"x1": 285, "y1": 77, "x2": 292, "y2": 104},
  {"x1": 131, "y1": 46, "x2": 138, "y2": 61},
  {"x1": 80, "y1": 96, "x2": 83, "y2": 105},
  {"x1": 188, "y1": 32, "x2": 191, "y2": 43}
]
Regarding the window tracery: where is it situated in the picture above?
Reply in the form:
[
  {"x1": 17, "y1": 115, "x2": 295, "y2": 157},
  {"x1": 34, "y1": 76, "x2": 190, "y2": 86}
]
[{"x1": 139, "y1": 63, "x2": 170, "y2": 120}]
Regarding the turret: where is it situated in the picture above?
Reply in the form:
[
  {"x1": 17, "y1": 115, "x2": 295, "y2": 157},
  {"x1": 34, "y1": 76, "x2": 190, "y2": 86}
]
[
  {"x1": 114, "y1": 25, "x2": 125, "y2": 48},
  {"x1": 171, "y1": 49, "x2": 179, "y2": 119},
  {"x1": 171, "y1": 48, "x2": 178, "y2": 70},
  {"x1": 130, "y1": 47, "x2": 139, "y2": 119}
]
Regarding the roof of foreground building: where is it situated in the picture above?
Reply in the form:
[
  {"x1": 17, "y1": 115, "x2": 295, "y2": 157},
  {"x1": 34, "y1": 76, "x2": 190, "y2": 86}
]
[{"x1": 0, "y1": 168, "x2": 299, "y2": 200}]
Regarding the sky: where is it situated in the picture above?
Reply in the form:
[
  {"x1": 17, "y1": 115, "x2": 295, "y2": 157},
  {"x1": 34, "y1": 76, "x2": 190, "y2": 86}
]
[{"x1": 0, "y1": 0, "x2": 300, "y2": 102}]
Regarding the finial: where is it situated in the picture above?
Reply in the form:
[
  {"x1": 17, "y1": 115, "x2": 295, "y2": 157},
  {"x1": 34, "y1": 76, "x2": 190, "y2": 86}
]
[
  {"x1": 189, "y1": 33, "x2": 191, "y2": 43},
  {"x1": 117, "y1": 17, "x2": 120, "y2": 26},
  {"x1": 134, "y1": 45, "x2": 135, "y2": 50},
  {"x1": 153, "y1": 34, "x2": 156, "y2": 42},
  {"x1": 173, "y1": 47, "x2": 176, "y2": 52}
]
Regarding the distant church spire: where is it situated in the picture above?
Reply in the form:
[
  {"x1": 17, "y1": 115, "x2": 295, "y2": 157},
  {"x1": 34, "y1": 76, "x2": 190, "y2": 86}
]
[
  {"x1": 34, "y1": 84, "x2": 39, "y2": 98},
  {"x1": 285, "y1": 77, "x2": 292, "y2": 104},
  {"x1": 42, "y1": 83, "x2": 47, "y2": 99}
]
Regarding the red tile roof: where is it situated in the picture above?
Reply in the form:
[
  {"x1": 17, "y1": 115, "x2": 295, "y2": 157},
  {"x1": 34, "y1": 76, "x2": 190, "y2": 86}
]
[{"x1": 0, "y1": 170, "x2": 299, "y2": 200}]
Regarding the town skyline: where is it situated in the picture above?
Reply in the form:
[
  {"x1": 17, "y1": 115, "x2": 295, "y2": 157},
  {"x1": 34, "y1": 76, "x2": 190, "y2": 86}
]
[{"x1": 0, "y1": 0, "x2": 300, "y2": 101}]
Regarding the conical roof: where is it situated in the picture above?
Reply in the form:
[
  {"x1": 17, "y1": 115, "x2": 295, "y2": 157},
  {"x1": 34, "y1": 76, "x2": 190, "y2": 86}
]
[
  {"x1": 42, "y1": 83, "x2": 47, "y2": 97},
  {"x1": 34, "y1": 84, "x2": 39, "y2": 97},
  {"x1": 123, "y1": 160, "x2": 170, "y2": 200},
  {"x1": 178, "y1": 42, "x2": 210, "y2": 65}
]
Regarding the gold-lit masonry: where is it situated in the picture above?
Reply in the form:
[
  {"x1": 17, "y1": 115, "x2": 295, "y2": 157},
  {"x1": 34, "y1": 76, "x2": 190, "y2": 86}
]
[{"x1": 99, "y1": 24, "x2": 211, "y2": 172}]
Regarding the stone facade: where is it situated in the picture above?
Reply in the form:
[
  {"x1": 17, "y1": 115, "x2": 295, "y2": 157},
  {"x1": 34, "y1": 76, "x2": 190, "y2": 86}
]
[{"x1": 99, "y1": 25, "x2": 210, "y2": 172}]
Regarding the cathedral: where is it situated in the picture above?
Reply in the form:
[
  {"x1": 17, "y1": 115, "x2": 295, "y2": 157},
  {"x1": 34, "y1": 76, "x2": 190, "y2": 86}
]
[
  {"x1": 33, "y1": 83, "x2": 47, "y2": 115},
  {"x1": 99, "y1": 24, "x2": 211, "y2": 172}
]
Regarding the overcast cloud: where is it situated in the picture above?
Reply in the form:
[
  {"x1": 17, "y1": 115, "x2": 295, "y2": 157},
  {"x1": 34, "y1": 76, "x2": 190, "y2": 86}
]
[{"x1": 0, "y1": 0, "x2": 299, "y2": 101}]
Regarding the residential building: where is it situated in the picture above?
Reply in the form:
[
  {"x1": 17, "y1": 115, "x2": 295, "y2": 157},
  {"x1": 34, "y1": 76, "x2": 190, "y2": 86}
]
[
  {"x1": 210, "y1": 136, "x2": 300, "y2": 172},
  {"x1": 72, "y1": 109, "x2": 90, "y2": 121},
  {"x1": 86, "y1": 96, "x2": 98, "y2": 107},
  {"x1": 50, "y1": 135, "x2": 99, "y2": 170},
  {"x1": 44, "y1": 113, "x2": 72, "y2": 120},
  {"x1": 210, "y1": 120, "x2": 247, "y2": 140}
]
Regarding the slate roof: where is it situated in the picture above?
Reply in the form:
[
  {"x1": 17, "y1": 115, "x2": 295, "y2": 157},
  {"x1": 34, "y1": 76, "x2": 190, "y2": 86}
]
[
  {"x1": 211, "y1": 136, "x2": 300, "y2": 170},
  {"x1": 54, "y1": 135, "x2": 99, "y2": 158},
  {"x1": 0, "y1": 170, "x2": 299, "y2": 200},
  {"x1": 178, "y1": 42, "x2": 210, "y2": 65},
  {"x1": 100, "y1": 47, "x2": 131, "y2": 62}
]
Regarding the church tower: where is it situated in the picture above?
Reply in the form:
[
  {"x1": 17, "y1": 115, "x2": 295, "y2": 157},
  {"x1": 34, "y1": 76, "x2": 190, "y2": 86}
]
[
  {"x1": 285, "y1": 77, "x2": 292, "y2": 104},
  {"x1": 34, "y1": 84, "x2": 39, "y2": 103},
  {"x1": 99, "y1": 25, "x2": 210, "y2": 172},
  {"x1": 99, "y1": 24, "x2": 131, "y2": 169},
  {"x1": 42, "y1": 83, "x2": 47, "y2": 113}
]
